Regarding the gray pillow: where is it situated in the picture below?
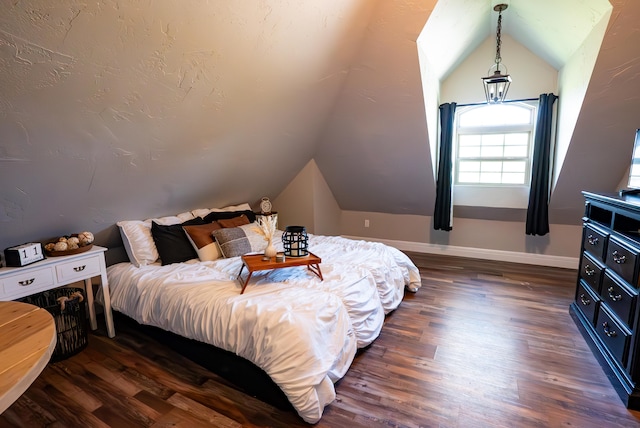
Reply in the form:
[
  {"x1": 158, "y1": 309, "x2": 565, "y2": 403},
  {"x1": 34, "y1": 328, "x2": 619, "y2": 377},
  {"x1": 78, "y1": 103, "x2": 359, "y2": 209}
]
[{"x1": 212, "y1": 227, "x2": 252, "y2": 258}]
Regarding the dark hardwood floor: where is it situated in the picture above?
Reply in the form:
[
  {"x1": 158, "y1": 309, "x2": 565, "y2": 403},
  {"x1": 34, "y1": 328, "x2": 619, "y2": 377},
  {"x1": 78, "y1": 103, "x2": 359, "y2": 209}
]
[{"x1": 3, "y1": 253, "x2": 640, "y2": 427}]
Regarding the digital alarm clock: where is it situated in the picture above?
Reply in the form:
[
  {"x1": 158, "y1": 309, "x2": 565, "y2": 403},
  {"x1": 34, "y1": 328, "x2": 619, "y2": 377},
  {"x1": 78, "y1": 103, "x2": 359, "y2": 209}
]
[{"x1": 4, "y1": 242, "x2": 45, "y2": 267}]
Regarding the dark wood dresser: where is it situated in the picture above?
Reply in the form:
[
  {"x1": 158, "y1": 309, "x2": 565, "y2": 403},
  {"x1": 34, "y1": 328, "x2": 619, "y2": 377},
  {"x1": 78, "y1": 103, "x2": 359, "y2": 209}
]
[{"x1": 570, "y1": 191, "x2": 640, "y2": 408}]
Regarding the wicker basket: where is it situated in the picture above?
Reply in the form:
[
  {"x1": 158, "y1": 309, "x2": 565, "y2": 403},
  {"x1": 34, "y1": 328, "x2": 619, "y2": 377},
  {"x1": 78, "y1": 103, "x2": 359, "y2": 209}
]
[{"x1": 20, "y1": 288, "x2": 88, "y2": 362}]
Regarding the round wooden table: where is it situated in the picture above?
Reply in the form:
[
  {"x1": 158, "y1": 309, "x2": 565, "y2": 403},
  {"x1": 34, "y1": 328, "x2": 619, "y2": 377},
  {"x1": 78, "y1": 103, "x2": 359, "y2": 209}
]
[{"x1": 0, "y1": 301, "x2": 56, "y2": 414}]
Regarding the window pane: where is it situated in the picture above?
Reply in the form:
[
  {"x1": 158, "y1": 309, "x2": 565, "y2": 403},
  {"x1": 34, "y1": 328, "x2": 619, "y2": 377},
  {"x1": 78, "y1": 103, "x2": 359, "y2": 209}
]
[
  {"x1": 480, "y1": 146, "x2": 504, "y2": 157},
  {"x1": 459, "y1": 135, "x2": 481, "y2": 145},
  {"x1": 630, "y1": 161, "x2": 640, "y2": 188},
  {"x1": 458, "y1": 161, "x2": 481, "y2": 172},
  {"x1": 505, "y1": 133, "x2": 529, "y2": 145},
  {"x1": 502, "y1": 173, "x2": 525, "y2": 184},
  {"x1": 503, "y1": 161, "x2": 526, "y2": 173},
  {"x1": 459, "y1": 104, "x2": 533, "y2": 127},
  {"x1": 459, "y1": 146, "x2": 480, "y2": 158},
  {"x1": 458, "y1": 172, "x2": 480, "y2": 183},
  {"x1": 504, "y1": 146, "x2": 528, "y2": 157},
  {"x1": 480, "y1": 172, "x2": 502, "y2": 183}
]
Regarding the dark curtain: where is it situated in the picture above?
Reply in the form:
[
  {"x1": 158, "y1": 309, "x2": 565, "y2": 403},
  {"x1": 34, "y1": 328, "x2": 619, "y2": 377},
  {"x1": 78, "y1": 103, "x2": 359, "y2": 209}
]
[
  {"x1": 526, "y1": 93, "x2": 558, "y2": 236},
  {"x1": 433, "y1": 102, "x2": 456, "y2": 231}
]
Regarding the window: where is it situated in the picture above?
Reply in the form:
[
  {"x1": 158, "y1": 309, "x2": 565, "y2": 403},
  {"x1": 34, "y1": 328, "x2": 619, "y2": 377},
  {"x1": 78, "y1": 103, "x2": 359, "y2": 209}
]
[
  {"x1": 452, "y1": 101, "x2": 538, "y2": 208},
  {"x1": 455, "y1": 103, "x2": 536, "y2": 185}
]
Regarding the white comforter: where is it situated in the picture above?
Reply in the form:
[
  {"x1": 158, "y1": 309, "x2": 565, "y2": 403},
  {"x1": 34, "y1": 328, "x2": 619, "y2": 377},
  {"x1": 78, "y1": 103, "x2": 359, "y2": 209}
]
[{"x1": 106, "y1": 234, "x2": 421, "y2": 423}]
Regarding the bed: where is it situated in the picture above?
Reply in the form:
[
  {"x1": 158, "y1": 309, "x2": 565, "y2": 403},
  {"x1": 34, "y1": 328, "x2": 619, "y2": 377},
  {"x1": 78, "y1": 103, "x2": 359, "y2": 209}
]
[{"x1": 106, "y1": 204, "x2": 421, "y2": 423}]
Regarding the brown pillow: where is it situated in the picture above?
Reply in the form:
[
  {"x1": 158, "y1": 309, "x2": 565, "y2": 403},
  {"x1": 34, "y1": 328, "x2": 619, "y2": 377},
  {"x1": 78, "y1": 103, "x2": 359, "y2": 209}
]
[
  {"x1": 217, "y1": 214, "x2": 250, "y2": 228},
  {"x1": 183, "y1": 222, "x2": 223, "y2": 261}
]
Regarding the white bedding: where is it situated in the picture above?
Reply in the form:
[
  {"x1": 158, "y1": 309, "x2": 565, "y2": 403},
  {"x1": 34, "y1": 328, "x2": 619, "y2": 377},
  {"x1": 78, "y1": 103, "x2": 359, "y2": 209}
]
[{"x1": 106, "y1": 234, "x2": 421, "y2": 423}]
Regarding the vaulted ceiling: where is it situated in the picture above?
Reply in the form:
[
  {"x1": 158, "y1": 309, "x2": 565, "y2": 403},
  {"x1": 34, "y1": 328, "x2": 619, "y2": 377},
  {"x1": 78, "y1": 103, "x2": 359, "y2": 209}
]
[{"x1": 0, "y1": 0, "x2": 639, "y2": 251}]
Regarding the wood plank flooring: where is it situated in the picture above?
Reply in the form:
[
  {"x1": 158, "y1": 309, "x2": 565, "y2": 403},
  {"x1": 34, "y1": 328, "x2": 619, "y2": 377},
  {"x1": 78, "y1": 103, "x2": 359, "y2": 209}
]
[{"x1": 3, "y1": 253, "x2": 640, "y2": 427}]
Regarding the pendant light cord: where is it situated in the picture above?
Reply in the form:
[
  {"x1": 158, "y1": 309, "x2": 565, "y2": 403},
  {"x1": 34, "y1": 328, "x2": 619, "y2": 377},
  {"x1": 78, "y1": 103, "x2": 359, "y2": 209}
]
[{"x1": 495, "y1": 9, "x2": 503, "y2": 70}]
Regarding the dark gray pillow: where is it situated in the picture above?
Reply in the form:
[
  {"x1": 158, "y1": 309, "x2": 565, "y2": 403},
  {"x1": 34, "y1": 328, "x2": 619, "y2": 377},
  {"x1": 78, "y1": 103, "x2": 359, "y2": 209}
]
[
  {"x1": 203, "y1": 209, "x2": 257, "y2": 223},
  {"x1": 212, "y1": 227, "x2": 252, "y2": 258}
]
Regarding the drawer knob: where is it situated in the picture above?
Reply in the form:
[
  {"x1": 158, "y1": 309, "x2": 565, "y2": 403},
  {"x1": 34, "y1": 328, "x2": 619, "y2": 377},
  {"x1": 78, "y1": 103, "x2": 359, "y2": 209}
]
[
  {"x1": 579, "y1": 293, "x2": 591, "y2": 306},
  {"x1": 584, "y1": 264, "x2": 595, "y2": 276},
  {"x1": 587, "y1": 234, "x2": 599, "y2": 246},
  {"x1": 612, "y1": 251, "x2": 627, "y2": 264},
  {"x1": 602, "y1": 322, "x2": 618, "y2": 338},
  {"x1": 18, "y1": 278, "x2": 35, "y2": 286},
  {"x1": 73, "y1": 265, "x2": 87, "y2": 272},
  {"x1": 607, "y1": 286, "x2": 622, "y2": 302}
]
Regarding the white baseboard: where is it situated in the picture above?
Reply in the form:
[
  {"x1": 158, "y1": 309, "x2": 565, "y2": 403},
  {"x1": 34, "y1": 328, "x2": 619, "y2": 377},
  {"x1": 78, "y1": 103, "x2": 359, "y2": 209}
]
[{"x1": 342, "y1": 235, "x2": 579, "y2": 270}]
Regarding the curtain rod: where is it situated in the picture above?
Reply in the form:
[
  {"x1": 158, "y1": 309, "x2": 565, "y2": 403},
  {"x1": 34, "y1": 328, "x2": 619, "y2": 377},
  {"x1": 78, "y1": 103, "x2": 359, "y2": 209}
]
[{"x1": 454, "y1": 97, "x2": 542, "y2": 108}]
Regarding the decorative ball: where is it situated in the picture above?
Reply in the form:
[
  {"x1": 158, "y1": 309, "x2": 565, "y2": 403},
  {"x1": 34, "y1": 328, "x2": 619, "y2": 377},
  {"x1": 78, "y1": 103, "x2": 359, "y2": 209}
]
[
  {"x1": 58, "y1": 236, "x2": 68, "y2": 242},
  {"x1": 67, "y1": 237, "x2": 80, "y2": 246},
  {"x1": 78, "y1": 231, "x2": 94, "y2": 246},
  {"x1": 54, "y1": 241, "x2": 68, "y2": 252},
  {"x1": 67, "y1": 241, "x2": 79, "y2": 250},
  {"x1": 44, "y1": 242, "x2": 56, "y2": 252}
]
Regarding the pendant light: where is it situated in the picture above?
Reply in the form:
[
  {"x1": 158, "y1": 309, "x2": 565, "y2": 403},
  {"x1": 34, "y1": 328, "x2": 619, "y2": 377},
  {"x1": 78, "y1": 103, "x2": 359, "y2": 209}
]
[{"x1": 482, "y1": 4, "x2": 511, "y2": 103}]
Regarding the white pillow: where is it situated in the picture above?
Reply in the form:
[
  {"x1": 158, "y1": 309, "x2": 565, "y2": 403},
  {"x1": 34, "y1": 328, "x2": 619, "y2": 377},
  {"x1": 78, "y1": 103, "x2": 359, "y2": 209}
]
[
  {"x1": 191, "y1": 203, "x2": 252, "y2": 219},
  {"x1": 118, "y1": 211, "x2": 195, "y2": 267}
]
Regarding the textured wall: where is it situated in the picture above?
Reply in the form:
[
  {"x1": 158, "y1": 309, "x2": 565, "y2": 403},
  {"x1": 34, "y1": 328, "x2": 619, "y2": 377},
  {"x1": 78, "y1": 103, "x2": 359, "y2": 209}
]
[
  {"x1": 314, "y1": 0, "x2": 435, "y2": 215},
  {"x1": 0, "y1": 0, "x2": 375, "y2": 250}
]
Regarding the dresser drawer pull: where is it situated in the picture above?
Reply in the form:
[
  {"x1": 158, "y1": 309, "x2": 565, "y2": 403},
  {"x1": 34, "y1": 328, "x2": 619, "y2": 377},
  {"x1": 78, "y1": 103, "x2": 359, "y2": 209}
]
[
  {"x1": 579, "y1": 294, "x2": 591, "y2": 306},
  {"x1": 73, "y1": 265, "x2": 87, "y2": 272},
  {"x1": 18, "y1": 278, "x2": 35, "y2": 286},
  {"x1": 607, "y1": 287, "x2": 622, "y2": 302},
  {"x1": 584, "y1": 265, "x2": 595, "y2": 276},
  {"x1": 587, "y1": 235, "x2": 599, "y2": 246},
  {"x1": 612, "y1": 251, "x2": 627, "y2": 264},
  {"x1": 603, "y1": 322, "x2": 617, "y2": 338}
]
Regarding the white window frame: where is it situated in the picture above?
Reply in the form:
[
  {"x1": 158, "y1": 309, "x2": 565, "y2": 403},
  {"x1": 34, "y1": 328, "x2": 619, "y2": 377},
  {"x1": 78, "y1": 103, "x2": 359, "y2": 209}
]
[{"x1": 452, "y1": 101, "x2": 538, "y2": 209}]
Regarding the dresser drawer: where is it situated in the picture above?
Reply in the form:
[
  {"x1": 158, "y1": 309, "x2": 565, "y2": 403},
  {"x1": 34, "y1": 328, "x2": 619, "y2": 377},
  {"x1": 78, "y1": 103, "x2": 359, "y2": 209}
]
[
  {"x1": 1, "y1": 267, "x2": 54, "y2": 298},
  {"x1": 55, "y1": 255, "x2": 101, "y2": 283},
  {"x1": 576, "y1": 280, "x2": 600, "y2": 326},
  {"x1": 583, "y1": 224, "x2": 608, "y2": 262},
  {"x1": 605, "y1": 237, "x2": 640, "y2": 286},
  {"x1": 601, "y1": 272, "x2": 637, "y2": 327},
  {"x1": 579, "y1": 253, "x2": 603, "y2": 293},
  {"x1": 595, "y1": 306, "x2": 631, "y2": 366}
]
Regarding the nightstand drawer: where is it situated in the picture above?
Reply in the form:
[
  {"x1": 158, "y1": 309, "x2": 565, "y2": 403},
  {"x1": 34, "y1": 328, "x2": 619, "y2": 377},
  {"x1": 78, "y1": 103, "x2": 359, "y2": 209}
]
[
  {"x1": 595, "y1": 306, "x2": 631, "y2": 366},
  {"x1": 55, "y1": 255, "x2": 101, "y2": 283},
  {"x1": 579, "y1": 253, "x2": 603, "y2": 293},
  {"x1": 583, "y1": 224, "x2": 608, "y2": 262},
  {"x1": 576, "y1": 280, "x2": 600, "y2": 326},
  {"x1": 605, "y1": 237, "x2": 639, "y2": 286},
  {"x1": 601, "y1": 272, "x2": 637, "y2": 327},
  {"x1": 1, "y1": 267, "x2": 54, "y2": 298}
]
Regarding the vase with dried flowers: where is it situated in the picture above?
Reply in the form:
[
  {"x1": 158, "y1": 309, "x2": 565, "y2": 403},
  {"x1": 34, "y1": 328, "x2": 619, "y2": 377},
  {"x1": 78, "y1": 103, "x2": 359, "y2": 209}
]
[{"x1": 253, "y1": 215, "x2": 278, "y2": 257}]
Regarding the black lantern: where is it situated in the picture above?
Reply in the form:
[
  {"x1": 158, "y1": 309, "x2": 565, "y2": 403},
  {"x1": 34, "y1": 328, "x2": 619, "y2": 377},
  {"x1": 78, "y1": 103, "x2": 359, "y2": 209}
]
[
  {"x1": 482, "y1": 4, "x2": 511, "y2": 103},
  {"x1": 282, "y1": 226, "x2": 308, "y2": 257}
]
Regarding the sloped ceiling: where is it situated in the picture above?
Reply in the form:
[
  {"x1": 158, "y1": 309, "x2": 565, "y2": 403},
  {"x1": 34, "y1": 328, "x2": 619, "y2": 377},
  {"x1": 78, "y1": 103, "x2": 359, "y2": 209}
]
[
  {"x1": 0, "y1": 0, "x2": 639, "y2": 252},
  {"x1": 504, "y1": 0, "x2": 612, "y2": 69}
]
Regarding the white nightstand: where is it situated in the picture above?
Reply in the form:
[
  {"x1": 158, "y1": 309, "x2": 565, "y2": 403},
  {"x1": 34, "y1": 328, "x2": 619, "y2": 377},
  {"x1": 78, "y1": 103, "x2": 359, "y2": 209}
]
[{"x1": 0, "y1": 245, "x2": 115, "y2": 338}]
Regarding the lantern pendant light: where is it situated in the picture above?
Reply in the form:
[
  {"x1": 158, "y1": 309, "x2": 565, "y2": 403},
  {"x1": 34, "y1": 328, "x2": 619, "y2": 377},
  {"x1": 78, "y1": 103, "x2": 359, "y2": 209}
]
[{"x1": 482, "y1": 3, "x2": 511, "y2": 103}]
